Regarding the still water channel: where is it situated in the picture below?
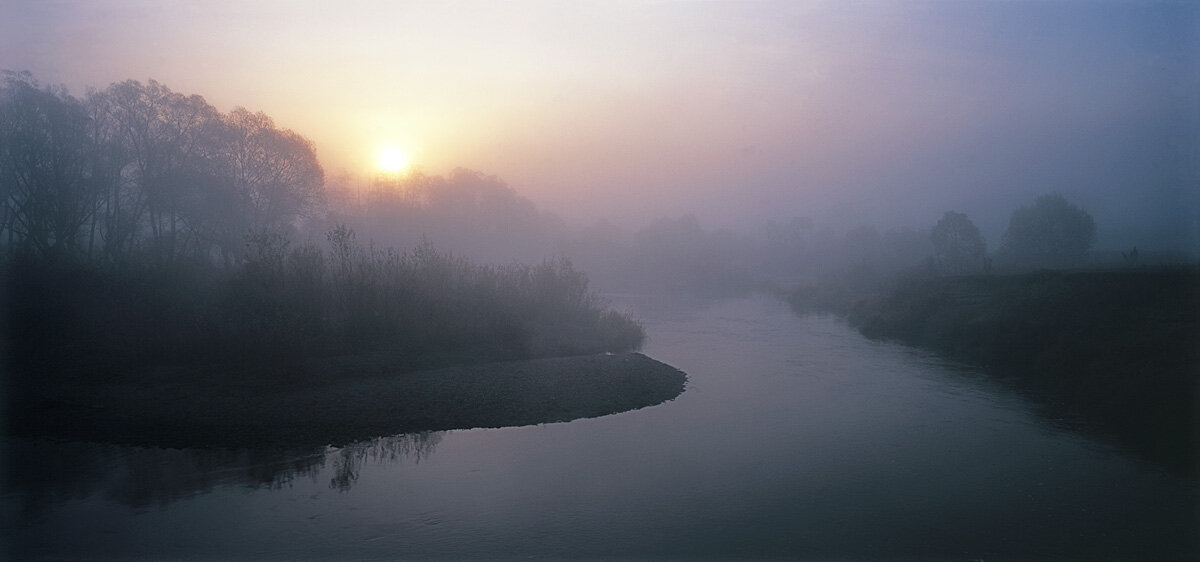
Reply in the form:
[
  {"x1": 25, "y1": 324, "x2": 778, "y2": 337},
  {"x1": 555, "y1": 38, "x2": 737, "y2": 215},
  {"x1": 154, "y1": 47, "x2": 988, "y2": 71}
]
[{"x1": 4, "y1": 294, "x2": 1197, "y2": 560}]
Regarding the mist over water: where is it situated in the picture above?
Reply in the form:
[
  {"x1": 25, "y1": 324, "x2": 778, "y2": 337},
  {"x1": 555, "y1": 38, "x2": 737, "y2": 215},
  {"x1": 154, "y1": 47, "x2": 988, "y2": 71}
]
[
  {"x1": 2, "y1": 1, "x2": 1198, "y2": 559},
  {"x1": 5, "y1": 295, "x2": 1196, "y2": 559}
]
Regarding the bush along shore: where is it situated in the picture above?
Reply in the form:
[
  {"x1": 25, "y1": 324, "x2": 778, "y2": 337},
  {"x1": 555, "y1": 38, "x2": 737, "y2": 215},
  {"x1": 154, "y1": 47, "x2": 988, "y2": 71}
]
[
  {"x1": 3, "y1": 229, "x2": 685, "y2": 448},
  {"x1": 818, "y1": 267, "x2": 1199, "y2": 475}
]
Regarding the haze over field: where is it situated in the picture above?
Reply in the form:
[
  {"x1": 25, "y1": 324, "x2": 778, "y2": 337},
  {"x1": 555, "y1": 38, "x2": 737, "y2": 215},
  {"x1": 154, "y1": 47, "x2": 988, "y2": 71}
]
[{"x1": 2, "y1": 0, "x2": 1195, "y2": 254}]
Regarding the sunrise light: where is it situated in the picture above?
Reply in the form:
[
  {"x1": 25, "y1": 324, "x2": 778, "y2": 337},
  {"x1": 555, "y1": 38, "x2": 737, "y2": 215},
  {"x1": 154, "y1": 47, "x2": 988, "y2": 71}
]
[
  {"x1": 4, "y1": 2, "x2": 1195, "y2": 558},
  {"x1": 376, "y1": 145, "x2": 411, "y2": 174}
]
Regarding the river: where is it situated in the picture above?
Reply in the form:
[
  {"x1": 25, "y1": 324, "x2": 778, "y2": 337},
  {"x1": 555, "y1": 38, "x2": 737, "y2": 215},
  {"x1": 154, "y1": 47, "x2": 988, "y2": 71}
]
[{"x1": 4, "y1": 294, "x2": 1197, "y2": 559}]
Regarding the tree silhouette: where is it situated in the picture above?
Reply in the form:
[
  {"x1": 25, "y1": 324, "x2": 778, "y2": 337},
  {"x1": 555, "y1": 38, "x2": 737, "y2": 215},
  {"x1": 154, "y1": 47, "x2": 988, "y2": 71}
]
[
  {"x1": 1, "y1": 75, "x2": 328, "y2": 265},
  {"x1": 220, "y1": 107, "x2": 324, "y2": 232},
  {"x1": 930, "y1": 211, "x2": 986, "y2": 273},
  {"x1": 0, "y1": 72, "x2": 106, "y2": 258},
  {"x1": 89, "y1": 79, "x2": 224, "y2": 261},
  {"x1": 1000, "y1": 193, "x2": 1096, "y2": 268}
]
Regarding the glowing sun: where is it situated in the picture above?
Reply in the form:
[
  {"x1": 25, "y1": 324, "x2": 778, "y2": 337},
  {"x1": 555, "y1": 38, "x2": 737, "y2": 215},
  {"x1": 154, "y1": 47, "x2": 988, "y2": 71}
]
[{"x1": 376, "y1": 145, "x2": 410, "y2": 173}]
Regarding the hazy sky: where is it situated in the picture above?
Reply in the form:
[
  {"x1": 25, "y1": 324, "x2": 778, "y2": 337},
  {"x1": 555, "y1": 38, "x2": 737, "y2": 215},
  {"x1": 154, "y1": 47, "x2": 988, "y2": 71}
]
[{"x1": 2, "y1": 0, "x2": 1196, "y2": 251}]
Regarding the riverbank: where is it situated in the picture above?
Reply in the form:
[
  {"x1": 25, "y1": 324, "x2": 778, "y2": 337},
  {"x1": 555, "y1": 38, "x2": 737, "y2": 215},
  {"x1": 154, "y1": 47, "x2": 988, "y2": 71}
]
[
  {"x1": 829, "y1": 267, "x2": 1199, "y2": 474},
  {"x1": 5, "y1": 352, "x2": 687, "y2": 449}
]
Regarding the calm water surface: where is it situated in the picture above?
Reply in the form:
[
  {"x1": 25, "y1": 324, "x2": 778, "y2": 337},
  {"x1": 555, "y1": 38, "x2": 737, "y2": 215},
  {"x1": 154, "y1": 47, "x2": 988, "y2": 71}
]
[{"x1": 4, "y1": 294, "x2": 1197, "y2": 560}]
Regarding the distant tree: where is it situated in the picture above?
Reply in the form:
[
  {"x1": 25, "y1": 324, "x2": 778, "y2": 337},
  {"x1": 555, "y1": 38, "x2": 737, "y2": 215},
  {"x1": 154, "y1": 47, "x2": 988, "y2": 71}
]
[
  {"x1": 1000, "y1": 193, "x2": 1096, "y2": 268},
  {"x1": 930, "y1": 211, "x2": 986, "y2": 273},
  {"x1": 353, "y1": 167, "x2": 559, "y2": 263}
]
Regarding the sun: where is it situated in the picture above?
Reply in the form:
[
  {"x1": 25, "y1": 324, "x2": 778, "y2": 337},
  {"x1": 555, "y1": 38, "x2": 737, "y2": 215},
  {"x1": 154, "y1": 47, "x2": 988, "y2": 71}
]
[{"x1": 376, "y1": 145, "x2": 410, "y2": 174}]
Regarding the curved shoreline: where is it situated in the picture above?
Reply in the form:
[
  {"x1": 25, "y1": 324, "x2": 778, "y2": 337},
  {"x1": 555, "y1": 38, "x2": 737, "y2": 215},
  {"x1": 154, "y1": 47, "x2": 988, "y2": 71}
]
[
  {"x1": 7, "y1": 353, "x2": 687, "y2": 449},
  {"x1": 841, "y1": 267, "x2": 1199, "y2": 475}
]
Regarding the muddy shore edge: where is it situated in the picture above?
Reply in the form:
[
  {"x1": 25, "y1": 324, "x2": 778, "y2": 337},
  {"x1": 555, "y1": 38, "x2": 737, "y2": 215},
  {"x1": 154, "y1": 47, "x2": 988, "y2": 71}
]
[{"x1": 7, "y1": 353, "x2": 687, "y2": 449}]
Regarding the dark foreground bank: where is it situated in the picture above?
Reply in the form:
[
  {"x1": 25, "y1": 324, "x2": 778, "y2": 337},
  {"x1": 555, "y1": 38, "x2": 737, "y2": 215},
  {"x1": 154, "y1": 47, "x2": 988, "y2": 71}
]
[
  {"x1": 6, "y1": 353, "x2": 686, "y2": 449},
  {"x1": 831, "y1": 267, "x2": 1200, "y2": 475}
]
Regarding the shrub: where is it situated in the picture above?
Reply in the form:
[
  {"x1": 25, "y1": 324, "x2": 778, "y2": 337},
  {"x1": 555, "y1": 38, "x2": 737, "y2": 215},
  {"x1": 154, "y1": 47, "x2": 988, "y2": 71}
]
[{"x1": 4, "y1": 227, "x2": 645, "y2": 382}]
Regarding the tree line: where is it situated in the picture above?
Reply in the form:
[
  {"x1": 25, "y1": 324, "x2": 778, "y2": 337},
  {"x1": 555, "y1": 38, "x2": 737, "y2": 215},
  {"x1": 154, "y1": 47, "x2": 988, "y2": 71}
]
[
  {"x1": 1, "y1": 73, "x2": 644, "y2": 383},
  {"x1": 0, "y1": 70, "x2": 1106, "y2": 303},
  {"x1": 931, "y1": 193, "x2": 1097, "y2": 274},
  {"x1": 328, "y1": 167, "x2": 565, "y2": 266},
  {"x1": 0, "y1": 71, "x2": 323, "y2": 264}
]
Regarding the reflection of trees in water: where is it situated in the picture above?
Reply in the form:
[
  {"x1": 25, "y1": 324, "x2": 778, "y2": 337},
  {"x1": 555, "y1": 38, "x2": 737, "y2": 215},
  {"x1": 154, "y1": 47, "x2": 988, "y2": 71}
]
[
  {"x1": 2, "y1": 432, "x2": 443, "y2": 519},
  {"x1": 2, "y1": 439, "x2": 324, "y2": 518},
  {"x1": 329, "y1": 432, "x2": 443, "y2": 492},
  {"x1": 107, "y1": 447, "x2": 330, "y2": 508}
]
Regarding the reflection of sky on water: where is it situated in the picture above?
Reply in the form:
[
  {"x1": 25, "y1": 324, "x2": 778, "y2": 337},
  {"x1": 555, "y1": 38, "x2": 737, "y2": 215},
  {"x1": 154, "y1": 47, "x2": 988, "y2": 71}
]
[{"x1": 3, "y1": 296, "x2": 1197, "y2": 559}]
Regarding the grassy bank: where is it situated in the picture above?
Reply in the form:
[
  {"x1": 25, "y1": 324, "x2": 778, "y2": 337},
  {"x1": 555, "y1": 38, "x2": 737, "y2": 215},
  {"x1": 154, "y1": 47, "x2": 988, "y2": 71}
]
[
  {"x1": 7, "y1": 352, "x2": 686, "y2": 449},
  {"x1": 826, "y1": 267, "x2": 1199, "y2": 474},
  {"x1": 2, "y1": 230, "x2": 670, "y2": 446}
]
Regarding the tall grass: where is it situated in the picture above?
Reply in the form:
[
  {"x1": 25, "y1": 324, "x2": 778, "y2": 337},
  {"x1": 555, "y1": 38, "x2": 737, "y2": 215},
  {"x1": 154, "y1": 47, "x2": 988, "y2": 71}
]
[{"x1": 4, "y1": 225, "x2": 644, "y2": 382}]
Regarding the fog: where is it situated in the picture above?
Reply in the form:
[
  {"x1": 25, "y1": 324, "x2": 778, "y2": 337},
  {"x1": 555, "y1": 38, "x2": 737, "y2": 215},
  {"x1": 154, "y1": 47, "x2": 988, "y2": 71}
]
[
  {"x1": 2, "y1": 1, "x2": 1195, "y2": 257},
  {"x1": 4, "y1": 2, "x2": 1199, "y2": 560}
]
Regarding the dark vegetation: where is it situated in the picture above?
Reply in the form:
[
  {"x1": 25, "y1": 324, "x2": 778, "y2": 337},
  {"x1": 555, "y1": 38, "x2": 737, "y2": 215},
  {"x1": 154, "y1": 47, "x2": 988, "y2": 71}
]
[
  {"x1": 5, "y1": 432, "x2": 443, "y2": 519},
  {"x1": 787, "y1": 197, "x2": 1199, "y2": 475},
  {"x1": 997, "y1": 193, "x2": 1096, "y2": 269},
  {"x1": 845, "y1": 267, "x2": 1199, "y2": 474},
  {"x1": 930, "y1": 210, "x2": 987, "y2": 274},
  {"x1": 0, "y1": 72, "x2": 643, "y2": 376},
  {"x1": 10, "y1": 352, "x2": 684, "y2": 450},
  {"x1": 4, "y1": 70, "x2": 1195, "y2": 473},
  {"x1": 4, "y1": 236, "x2": 645, "y2": 379},
  {"x1": 1, "y1": 72, "x2": 654, "y2": 445}
]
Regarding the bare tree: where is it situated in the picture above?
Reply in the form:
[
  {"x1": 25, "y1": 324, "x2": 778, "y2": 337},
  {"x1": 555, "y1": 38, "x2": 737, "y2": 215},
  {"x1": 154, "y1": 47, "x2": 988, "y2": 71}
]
[
  {"x1": 219, "y1": 108, "x2": 324, "y2": 234},
  {"x1": 0, "y1": 72, "x2": 103, "y2": 258},
  {"x1": 90, "y1": 79, "x2": 223, "y2": 261}
]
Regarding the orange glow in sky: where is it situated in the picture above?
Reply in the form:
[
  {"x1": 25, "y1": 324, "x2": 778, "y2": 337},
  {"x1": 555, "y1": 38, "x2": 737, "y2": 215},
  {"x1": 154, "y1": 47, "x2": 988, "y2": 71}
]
[
  {"x1": 375, "y1": 145, "x2": 411, "y2": 174},
  {"x1": 1, "y1": 0, "x2": 1194, "y2": 242}
]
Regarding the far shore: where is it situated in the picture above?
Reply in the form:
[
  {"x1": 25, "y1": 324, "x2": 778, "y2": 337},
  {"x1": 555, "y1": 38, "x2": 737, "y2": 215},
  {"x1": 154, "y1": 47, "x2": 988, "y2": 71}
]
[
  {"x1": 6, "y1": 352, "x2": 687, "y2": 449},
  {"x1": 836, "y1": 267, "x2": 1199, "y2": 475}
]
